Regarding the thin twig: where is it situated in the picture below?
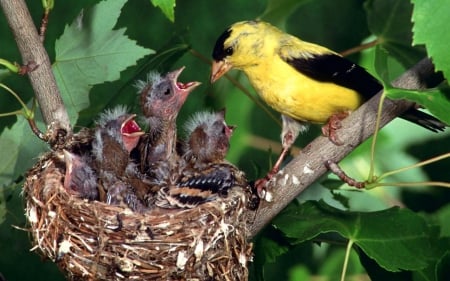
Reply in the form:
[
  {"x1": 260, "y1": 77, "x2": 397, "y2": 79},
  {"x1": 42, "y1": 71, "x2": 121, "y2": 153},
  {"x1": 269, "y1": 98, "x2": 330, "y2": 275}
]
[
  {"x1": 340, "y1": 38, "x2": 380, "y2": 57},
  {"x1": 27, "y1": 118, "x2": 47, "y2": 141},
  {"x1": 39, "y1": 9, "x2": 50, "y2": 42}
]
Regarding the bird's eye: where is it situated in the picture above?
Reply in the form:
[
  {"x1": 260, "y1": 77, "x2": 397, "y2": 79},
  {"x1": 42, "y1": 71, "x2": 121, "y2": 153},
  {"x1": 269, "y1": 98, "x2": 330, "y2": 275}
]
[
  {"x1": 163, "y1": 88, "x2": 171, "y2": 96},
  {"x1": 225, "y1": 47, "x2": 233, "y2": 56}
]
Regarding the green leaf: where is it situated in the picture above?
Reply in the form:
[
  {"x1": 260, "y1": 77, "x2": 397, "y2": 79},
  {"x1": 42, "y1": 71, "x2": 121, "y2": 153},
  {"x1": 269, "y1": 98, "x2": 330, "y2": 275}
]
[
  {"x1": 435, "y1": 252, "x2": 450, "y2": 281},
  {"x1": 359, "y1": 249, "x2": 412, "y2": 281},
  {"x1": 386, "y1": 86, "x2": 450, "y2": 125},
  {"x1": 150, "y1": 0, "x2": 175, "y2": 22},
  {"x1": 260, "y1": 0, "x2": 311, "y2": 29},
  {"x1": 411, "y1": 228, "x2": 450, "y2": 281},
  {"x1": 434, "y1": 205, "x2": 450, "y2": 238},
  {"x1": 411, "y1": 0, "x2": 450, "y2": 81},
  {"x1": 274, "y1": 201, "x2": 435, "y2": 272},
  {"x1": 53, "y1": 0, "x2": 153, "y2": 124},
  {"x1": 365, "y1": 0, "x2": 425, "y2": 67},
  {"x1": 0, "y1": 117, "x2": 47, "y2": 188},
  {"x1": 375, "y1": 46, "x2": 450, "y2": 126}
]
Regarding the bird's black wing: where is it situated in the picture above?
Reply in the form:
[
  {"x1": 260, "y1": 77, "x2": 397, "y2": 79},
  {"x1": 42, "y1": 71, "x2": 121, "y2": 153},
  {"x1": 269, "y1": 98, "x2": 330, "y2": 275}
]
[
  {"x1": 285, "y1": 53, "x2": 383, "y2": 100},
  {"x1": 284, "y1": 53, "x2": 446, "y2": 132}
]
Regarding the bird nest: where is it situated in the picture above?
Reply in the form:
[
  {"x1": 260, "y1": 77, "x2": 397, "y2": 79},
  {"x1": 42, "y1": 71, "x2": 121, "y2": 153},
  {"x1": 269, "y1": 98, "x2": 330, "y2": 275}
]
[{"x1": 23, "y1": 150, "x2": 253, "y2": 281}]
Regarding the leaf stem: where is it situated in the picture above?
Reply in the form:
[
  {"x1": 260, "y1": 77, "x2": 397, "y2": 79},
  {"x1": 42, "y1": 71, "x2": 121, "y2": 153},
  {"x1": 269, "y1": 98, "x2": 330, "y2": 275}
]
[
  {"x1": 377, "y1": 152, "x2": 450, "y2": 182},
  {"x1": 340, "y1": 239, "x2": 354, "y2": 281},
  {"x1": 368, "y1": 91, "x2": 386, "y2": 182},
  {"x1": 0, "y1": 83, "x2": 32, "y2": 117},
  {"x1": 368, "y1": 181, "x2": 450, "y2": 189},
  {"x1": 0, "y1": 58, "x2": 20, "y2": 73}
]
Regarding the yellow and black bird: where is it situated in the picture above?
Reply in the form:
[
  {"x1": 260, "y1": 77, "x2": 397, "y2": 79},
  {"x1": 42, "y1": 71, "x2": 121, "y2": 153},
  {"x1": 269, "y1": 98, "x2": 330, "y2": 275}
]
[{"x1": 210, "y1": 20, "x2": 446, "y2": 190}]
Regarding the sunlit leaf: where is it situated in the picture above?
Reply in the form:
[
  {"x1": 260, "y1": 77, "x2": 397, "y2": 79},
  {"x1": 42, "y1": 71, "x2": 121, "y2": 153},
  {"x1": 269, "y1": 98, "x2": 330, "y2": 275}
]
[
  {"x1": 411, "y1": 0, "x2": 450, "y2": 82},
  {"x1": 150, "y1": 0, "x2": 175, "y2": 22},
  {"x1": 386, "y1": 86, "x2": 450, "y2": 125},
  {"x1": 53, "y1": 0, "x2": 153, "y2": 124}
]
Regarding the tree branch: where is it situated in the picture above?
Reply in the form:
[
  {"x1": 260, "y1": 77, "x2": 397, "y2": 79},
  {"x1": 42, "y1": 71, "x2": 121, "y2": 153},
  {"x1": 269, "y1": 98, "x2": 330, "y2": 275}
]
[
  {"x1": 1, "y1": 0, "x2": 70, "y2": 131},
  {"x1": 249, "y1": 58, "x2": 442, "y2": 237}
]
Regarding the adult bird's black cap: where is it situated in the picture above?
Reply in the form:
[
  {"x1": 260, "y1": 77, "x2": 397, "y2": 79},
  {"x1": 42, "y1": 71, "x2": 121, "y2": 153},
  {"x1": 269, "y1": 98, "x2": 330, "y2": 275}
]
[{"x1": 212, "y1": 28, "x2": 232, "y2": 61}]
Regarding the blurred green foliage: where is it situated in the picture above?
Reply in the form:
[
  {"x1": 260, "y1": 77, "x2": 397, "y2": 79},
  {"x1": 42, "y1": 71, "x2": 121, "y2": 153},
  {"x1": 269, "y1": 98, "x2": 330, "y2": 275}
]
[{"x1": 1, "y1": 0, "x2": 450, "y2": 280}]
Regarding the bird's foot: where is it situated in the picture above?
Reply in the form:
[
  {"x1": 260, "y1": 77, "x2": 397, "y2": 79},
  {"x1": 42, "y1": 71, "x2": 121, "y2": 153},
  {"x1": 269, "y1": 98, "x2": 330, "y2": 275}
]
[
  {"x1": 324, "y1": 160, "x2": 366, "y2": 189},
  {"x1": 254, "y1": 165, "x2": 280, "y2": 199},
  {"x1": 321, "y1": 112, "x2": 350, "y2": 145},
  {"x1": 254, "y1": 177, "x2": 270, "y2": 199}
]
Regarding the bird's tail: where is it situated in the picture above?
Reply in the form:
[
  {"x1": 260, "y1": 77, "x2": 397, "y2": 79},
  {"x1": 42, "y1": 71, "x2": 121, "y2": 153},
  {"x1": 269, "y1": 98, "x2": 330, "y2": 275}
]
[{"x1": 400, "y1": 108, "x2": 447, "y2": 132}]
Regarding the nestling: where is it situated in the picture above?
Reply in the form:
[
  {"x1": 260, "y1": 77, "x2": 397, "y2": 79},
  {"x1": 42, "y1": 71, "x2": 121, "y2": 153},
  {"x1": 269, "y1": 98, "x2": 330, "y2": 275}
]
[
  {"x1": 92, "y1": 106, "x2": 145, "y2": 207},
  {"x1": 156, "y1": 110, "x2": 253, "y2": 209},
  {"x1": 134, "y1": 67, "x2": 200, "y2": 205},
  {"x1": 63, "y1": 150, "x2": 98, "y2": 200},
  {"x1": 136, "y1": 67, "x2": 201, "y2": 169},
  {"x1": 210, "y1": 20, "x2": 446, "y2": 191}
]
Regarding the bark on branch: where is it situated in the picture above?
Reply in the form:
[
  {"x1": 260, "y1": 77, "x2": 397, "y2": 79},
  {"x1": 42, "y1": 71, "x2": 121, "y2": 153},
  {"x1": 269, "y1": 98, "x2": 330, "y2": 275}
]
[
  {"x1": 1, "y1": 0, "x2": 70, "y2": 131},
  {"x1": 249, "y1": 58, "x2": 442, "y2": 237}
]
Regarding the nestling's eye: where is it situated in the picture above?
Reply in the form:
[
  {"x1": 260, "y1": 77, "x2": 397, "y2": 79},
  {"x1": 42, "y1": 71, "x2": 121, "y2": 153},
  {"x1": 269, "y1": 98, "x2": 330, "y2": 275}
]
[{"x1": 225, "y1": 47, "x2": 233, "y2": 56}]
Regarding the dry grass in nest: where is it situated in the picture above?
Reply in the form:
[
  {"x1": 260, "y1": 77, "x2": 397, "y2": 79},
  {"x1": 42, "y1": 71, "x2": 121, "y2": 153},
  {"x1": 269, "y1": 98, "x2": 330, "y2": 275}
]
[{"x1": 23, "y1": 151, "x2": 253, "y2": 280}]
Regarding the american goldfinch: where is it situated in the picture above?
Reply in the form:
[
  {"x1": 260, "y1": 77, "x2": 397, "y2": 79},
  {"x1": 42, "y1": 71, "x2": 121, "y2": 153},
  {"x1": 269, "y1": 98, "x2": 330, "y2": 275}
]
[
  {"x1": 211, "y1": 20, "x2": 446, "y2": 189},
  {"x1": 92, "y1": 106, "x2": 145, "y2": 205},
  {"x1": 63, "y1": 150, "x2": 98, "y2": 200},
  {"x1": 156, "y1": 110, "x2": 249, "y2": 209}
]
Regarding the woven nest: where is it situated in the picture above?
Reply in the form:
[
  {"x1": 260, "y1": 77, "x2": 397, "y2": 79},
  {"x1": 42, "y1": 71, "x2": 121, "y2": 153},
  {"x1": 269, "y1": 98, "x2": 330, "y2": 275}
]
[{"x1": 23, "y1": 149, "x2": 253, "y2": 281}]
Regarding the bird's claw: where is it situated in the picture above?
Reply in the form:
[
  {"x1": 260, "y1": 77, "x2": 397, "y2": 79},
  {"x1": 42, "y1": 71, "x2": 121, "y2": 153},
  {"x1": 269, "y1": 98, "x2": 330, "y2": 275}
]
[{"x1": 322, "y1": 112, "x2": 349, "y2": 145}]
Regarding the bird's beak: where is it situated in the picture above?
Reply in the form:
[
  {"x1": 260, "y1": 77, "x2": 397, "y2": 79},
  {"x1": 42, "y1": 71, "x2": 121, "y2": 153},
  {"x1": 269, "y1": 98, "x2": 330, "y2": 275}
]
[
  {"x1": 167, "y1": 66, "x2": 186, "y2": 82},
  {"x1": 63, "y1": 149, "x2": 74, "y2": 171},
  {"x1": 168, "y1": 66, "x2": 201, "y2": 105},
  {"x1": 211, "y1": 60, "x2": 232, "y2": 83},
  {"x1": 121, "y1": 114, "x2": 145, "y2": 153},
  {"x1": 168, "y1": 66, "x2": 201, "y2": 93},
  {"x1": 121, "y1": 114, "x2": 144, "y2": 138},
  {"x1": 179, "y1": 81, "x2": 202, "y2": 93},
  {"x1": 226, "y1": 125, "x2": 236, "y2": 137}
]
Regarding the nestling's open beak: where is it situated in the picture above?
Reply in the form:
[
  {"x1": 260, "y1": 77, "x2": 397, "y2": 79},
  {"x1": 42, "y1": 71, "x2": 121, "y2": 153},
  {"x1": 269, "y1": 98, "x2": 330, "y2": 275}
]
[
  {"x1": 168, "y1": 66, "x2": 201, "y2": 98},
  {"x1": 120, "y1": 114, "x2": 145, "y2": 153},
  {"x1": 121, "y1": 114, "x2": 144, "y2": 138},
  {"x1": 210, "y1": 60, "x2": 232, "y2": 83}
]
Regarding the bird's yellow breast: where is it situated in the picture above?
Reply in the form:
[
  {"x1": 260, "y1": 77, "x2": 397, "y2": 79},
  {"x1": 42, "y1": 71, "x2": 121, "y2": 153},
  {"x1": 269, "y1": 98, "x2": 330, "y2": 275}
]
[{"x1": 243, "y1": 57, "x2": 364, "y2": 124}]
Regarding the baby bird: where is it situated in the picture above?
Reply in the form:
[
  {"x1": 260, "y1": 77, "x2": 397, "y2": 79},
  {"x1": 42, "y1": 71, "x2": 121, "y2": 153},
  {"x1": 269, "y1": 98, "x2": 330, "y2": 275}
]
[
  {"x1": 136, "y1": 67, "x2": 201, "y2": 171},
  {"x1": 63, "y1": 150, "x2": 98, "y2": 200},
  {"x1": 134, "y1": 68, "x2": 200, "y2": 206},
  {"x1": 156, "y1": 110, "x2": 251, "y2": 209},
  {"x1": 92, "y1": 106, "x2": 145, "y2": 207},
  {"x1": 210, "y1": 20, "x2": 446, "y2": 191}
]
